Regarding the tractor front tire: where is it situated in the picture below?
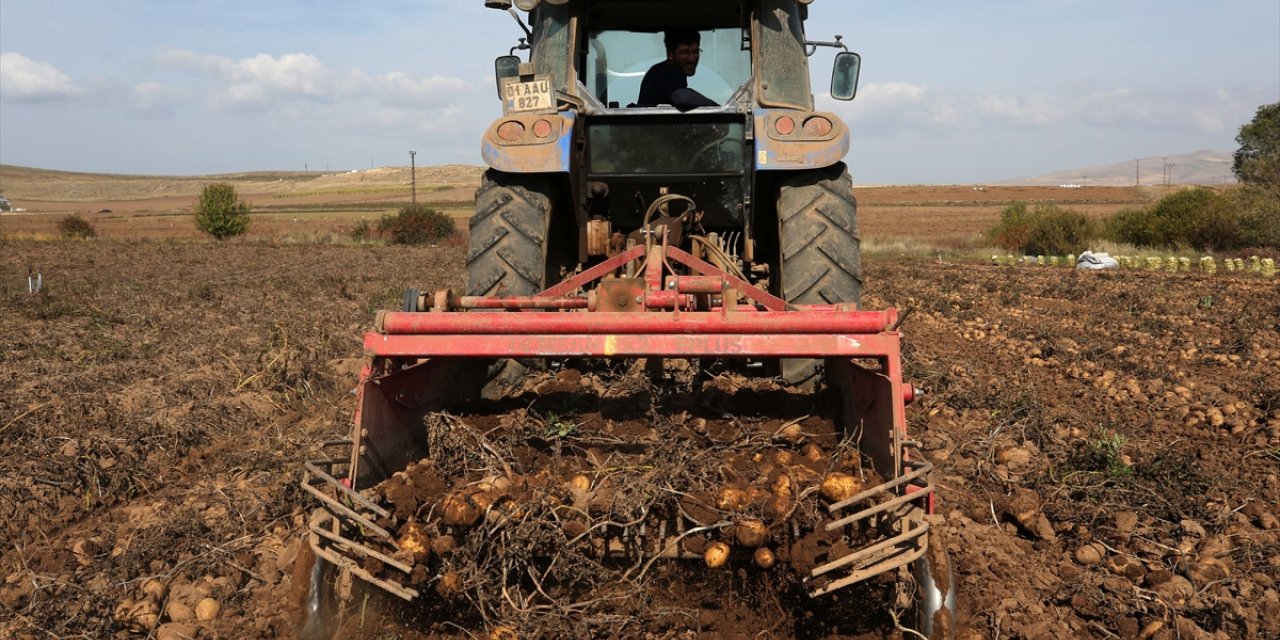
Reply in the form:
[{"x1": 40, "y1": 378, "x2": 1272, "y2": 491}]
[
  {"x1": 467, "y1": 170, "x2": 556, "y2": 395},
  {"x1": 778, "y1": 162, "x2": 863, "y2": 388},
  {"x1": 467, "y1": 170, "x2": 553, "y2": 297}
]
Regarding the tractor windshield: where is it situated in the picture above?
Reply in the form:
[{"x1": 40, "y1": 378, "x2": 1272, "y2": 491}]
[{"x1": 584, "y1": 27, "x2": 750, "y2": 108}]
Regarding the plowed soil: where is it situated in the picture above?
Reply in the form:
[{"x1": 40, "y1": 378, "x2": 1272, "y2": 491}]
[{"x1": 2, "y1": 232, "x2": 1278, "y2": 638}]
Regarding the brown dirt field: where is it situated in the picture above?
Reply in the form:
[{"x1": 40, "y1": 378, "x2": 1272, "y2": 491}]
[
  {"x1": 3, "y1": 164, "x2": 1190, "y2": 247},
  {"x1": 2, "y1": 236, "x2": 1277, "y2": 638}
]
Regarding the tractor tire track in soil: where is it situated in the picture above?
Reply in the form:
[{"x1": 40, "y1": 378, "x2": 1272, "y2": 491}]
[{"x1": 1, "y1": 242, "x2": 1277, "y2": 639}]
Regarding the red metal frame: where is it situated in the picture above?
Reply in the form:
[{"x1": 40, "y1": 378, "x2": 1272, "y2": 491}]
[
  {"x1": 318, "y1": 240, "x2": 936, "y2": 600},
  {"x1": 359, "y1": 242, "x2": 916, "y2": 481}
]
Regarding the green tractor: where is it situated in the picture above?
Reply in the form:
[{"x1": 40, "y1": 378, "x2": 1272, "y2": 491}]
[{"x1": 475, "y1": 0, "x2": 862, "y2": 387}]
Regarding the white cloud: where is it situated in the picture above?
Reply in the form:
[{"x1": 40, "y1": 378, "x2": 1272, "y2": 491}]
[
  {"x1": 822, "y1": 80, "x2": 1261, "y2": 138},
  {"x1": 154, "y1": 47, "x2": 470, "y2": 110},
  {"x1": 130, "y1": 82, "x2": 185, "y2": 115},
  {"x1": 0, "y1": 52, "x2": 81, "y2": 102}
]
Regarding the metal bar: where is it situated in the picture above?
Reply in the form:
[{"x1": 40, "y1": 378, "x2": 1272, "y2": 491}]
[
  {"x1": 811, "y1": 518, "x2": 929, "y2": 579},
  {"x1": 824, "y1": 481, "x2": 934, "y2": 531},
  {"x1": 378, "y1": 310, "x2": 894, "y2": 335},
  {"x1": 365, "y1": 332, "x2": 900, "y2": 359},
  {"x1": 673, "y1": 275, "x2": 726, "y2": 294},
  {"x1": 827, "y1": 460, "x2": 933, "y2": 513},
  {"x1": 311, "y1": 541, "x2": 419, "y2": 601},
  {"x1": 664, "y1": 246, "x2": 789, "y2": 311},
  {"x1": 300, "y1": 480, "x2": 394, "y2": 539},
  {"x1": 304, "y1": 459, "x2": 391, "y2": 518},
  {"x1": 538, "y1": 245, "x2": 647, "y2": 298},
  {"x1": 809, "y1": 540, "x2": 926, "y2": 597},
  {"x1": 310, "y1": 519, "x2": 415, "y2": 575},
  {"x1": 453, "y1": 296, "x2": 589, "y2": 310}
]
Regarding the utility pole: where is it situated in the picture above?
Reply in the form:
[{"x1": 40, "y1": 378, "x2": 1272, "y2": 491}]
[
  {"x1": 410, "y1": 150, "x2": 417, "y2": 204},
  {"x1": 1135, "y1": 159, "x2": 1140, "y2": 186}
]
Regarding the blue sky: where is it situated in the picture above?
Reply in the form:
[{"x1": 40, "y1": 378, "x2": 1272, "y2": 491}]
[{"x1": 1, "y1": 0, "x2": 1276, "y2": 184}]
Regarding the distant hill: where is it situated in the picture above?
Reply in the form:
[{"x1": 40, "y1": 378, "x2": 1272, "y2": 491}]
[{"x1": 997, "y1": 150, "x2": 1236, "y2": 187}]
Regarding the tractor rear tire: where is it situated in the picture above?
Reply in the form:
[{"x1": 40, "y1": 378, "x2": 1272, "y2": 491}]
[
  {"x1": 467, "y1": 170, "x2": 556, "y2": 395},
  {"x1": 777, "y1": 162, "x2": 863, "y2": 388},
  {"x1": 467, "y1": 170, "x2": 554, "y2": 297}
]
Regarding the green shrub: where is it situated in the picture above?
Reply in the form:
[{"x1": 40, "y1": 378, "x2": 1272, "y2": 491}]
[
  {"x1": 348, "y1": 219, "x2": 375, "y2": 242},
  {"x1": 377, "y1": 204, "x2": 456, "y2": 245},
  {"x1": 194, "y1": 183, "x2": 250, "y2": 240},
  {"x1": 1226, "y1": 185, "x2": 1280, "y2": 250},
  {"x1": 987, "y1": 202, "x2": 1094, "y2": 255},
  {"x1": 1104, "y1": 186, "x2": 1279, "y2": 251},
  {"x1": 57, "y1": 214, "x2": 96, "y2": 239}
]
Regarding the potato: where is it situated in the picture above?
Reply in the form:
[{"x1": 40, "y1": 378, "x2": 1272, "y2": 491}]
[
  {"x1": 753, "y1": 547, "x2": 776, "y2": 569},
  {"x1": 772, "y1": 474, "x2": 794, "y2": 498},
  {"x1": 437, "y1": 570, "x2": 464, "y2": 597},
  {"x1": 490, "y1": 626, "x2": 519, "y2": 640},
  {"x1": 431, "y1": 534, "x2": 458, "y2": 555},
  {"x1": 820, "y1": 472, "x2": 862, "y2": 503},
  {"x1": 765, "y1": 495, "x2": 792, "y2": 520},
  {"x1": 165, "y1": 601, "x2": 195, "y2": 622},
  {"x1": 443, "y1": 492, "x2": 483, "y2": 527},
  {"x1": 715, "y1": 487, "x2": 749, "y2": 512},
  {"x1": 801, "y1": 443, "x2": 825, "y2": 462},
  {"x1": 398, "y1": 522, "x2": 431, "y2": 560},
  {"x1": 703, "y1": 541, "x2": 731, "y2": 569},
  {"x1": 776, "y1": 421, "x2": 803, "y2": 442},
  {"x1": 141, "y1": 578, "x2": 168, "y2": 602},
  {"x1": 194, "y1": 597, "x2": 221, "y2": 621},
  {"x1": 734, "y1": 520, "x2": 767, "y2": 547},
  {"x1": 114, "y1": 599, "x2": 160, "y2": 631}
]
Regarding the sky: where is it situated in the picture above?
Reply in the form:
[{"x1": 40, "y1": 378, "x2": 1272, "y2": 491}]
[{"x1": 0, "y1": 0, "x2": 1277, "y2": 185}]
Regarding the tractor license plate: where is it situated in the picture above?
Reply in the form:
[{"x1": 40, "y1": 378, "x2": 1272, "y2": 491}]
[{"x1": 503, "y1": 77, "x2": 552, "y2": 113}]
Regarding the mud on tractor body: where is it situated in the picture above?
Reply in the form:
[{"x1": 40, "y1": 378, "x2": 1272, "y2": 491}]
[{"x1": 296, "y1": 0, "x2": 954, "y2": 637}]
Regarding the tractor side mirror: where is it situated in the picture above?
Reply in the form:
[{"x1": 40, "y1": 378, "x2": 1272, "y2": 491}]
[
  {"x1": 495, "y1": 55, "x2": 521, "y2": 97},
  {"x1": 830, "y1": 51, "x2": 861, "y2": 101}
]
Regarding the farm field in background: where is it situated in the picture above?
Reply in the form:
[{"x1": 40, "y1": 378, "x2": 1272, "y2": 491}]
[{"x1": 0, "y1": 168, "x2": 1276, "y2": 639}]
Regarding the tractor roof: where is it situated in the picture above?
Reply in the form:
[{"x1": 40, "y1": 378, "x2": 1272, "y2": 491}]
[{"x1": 495, "y1": 0, "x2": 814, "y2": 29}]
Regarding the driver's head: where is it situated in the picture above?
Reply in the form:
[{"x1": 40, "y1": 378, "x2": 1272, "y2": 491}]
[{"x1": 664, "y1": 29, "x2": 701, "y2": 76}]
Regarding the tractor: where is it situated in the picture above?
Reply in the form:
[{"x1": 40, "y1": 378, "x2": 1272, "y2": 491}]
[{"x1": 295, "y1": 1, "x2": 955, "y2": 637}]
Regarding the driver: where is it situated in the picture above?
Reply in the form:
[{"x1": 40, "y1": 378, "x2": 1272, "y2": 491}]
[{"x1": 637, "y1": 29, "x2": 717, "y2": 110}]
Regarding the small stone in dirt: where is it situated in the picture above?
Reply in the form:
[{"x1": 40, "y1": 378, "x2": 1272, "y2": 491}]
[
  {"x1": 58, "y1": 440, "x2": 79, "y2": 457},
  {"x1": 1107, "y1": 554, "x2": 1147, "y2": 581},
  {"x1": 1180, "y1": 519, "x2": 1207, "y2": 539},
  {"x1": 156, "y1": 622, "x2": 198, "y2": 640},
  {"x1": 995, "y1": 445, "x2": 1033, "y2": 468},
  {"x1": 70, "y1": 538, "x2": 97, "y2": 567},
  {"x1": 1155, "y1": 575, "x2": 1195, "y2": 606},
  {"x1": 1073, "y1": 543, "x2": 1105, "y2": 566},
  {"x1": 1188, "y1": 557, "x2": 1231, "y2": 584},
  {"x1": 1114, "y1": 511, "x2": 1139, "y2": 535}
]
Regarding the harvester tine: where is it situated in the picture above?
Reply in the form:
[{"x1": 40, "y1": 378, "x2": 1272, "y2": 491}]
[
  {"x1": 310, "y1": 518, "x2": 415, "y2": 576},
  {"x1": 303, "y1": 459, "x2": 392, "y2": 518},
  {"x1": 808, "y1": 517, "x2": 921, "y2": 586}
]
